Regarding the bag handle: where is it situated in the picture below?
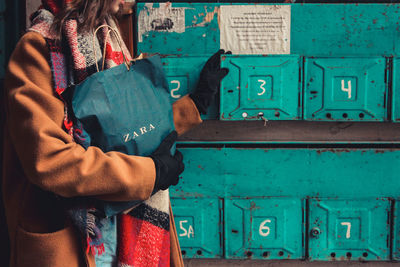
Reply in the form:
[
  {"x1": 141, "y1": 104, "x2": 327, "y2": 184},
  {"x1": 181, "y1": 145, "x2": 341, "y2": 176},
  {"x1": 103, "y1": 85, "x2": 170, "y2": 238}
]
[{"x1": 92, "y1": 24, "x2": 130, "y2": 72}]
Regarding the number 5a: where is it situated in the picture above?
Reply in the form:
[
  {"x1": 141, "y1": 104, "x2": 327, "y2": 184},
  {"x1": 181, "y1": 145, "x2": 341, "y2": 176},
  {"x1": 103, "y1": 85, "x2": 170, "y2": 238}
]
[{"x1": 179, "y1": 220, "x2": 194, "y2": 238}]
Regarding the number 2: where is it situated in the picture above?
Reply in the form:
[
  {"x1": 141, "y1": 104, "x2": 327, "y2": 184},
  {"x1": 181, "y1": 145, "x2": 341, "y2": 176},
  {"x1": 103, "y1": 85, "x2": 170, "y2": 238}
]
[{"x1": 170, "y1": 80, "x2": 182, "y2": 99}]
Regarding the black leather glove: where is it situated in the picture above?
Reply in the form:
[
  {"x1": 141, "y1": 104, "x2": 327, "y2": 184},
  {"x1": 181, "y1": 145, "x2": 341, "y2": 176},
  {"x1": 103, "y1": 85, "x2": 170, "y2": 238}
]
[
  {"x1": 190, "y1": 49, "x2": 230, "y2": 114},
  {"x1": 150, "y1": 131, "x2": 184, "y2": 191}
]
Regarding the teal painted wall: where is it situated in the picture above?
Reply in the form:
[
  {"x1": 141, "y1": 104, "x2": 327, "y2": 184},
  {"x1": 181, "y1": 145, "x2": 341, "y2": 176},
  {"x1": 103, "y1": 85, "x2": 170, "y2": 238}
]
[{"x1": 136, "y1": 3, "x2": 400, "y2": 261}]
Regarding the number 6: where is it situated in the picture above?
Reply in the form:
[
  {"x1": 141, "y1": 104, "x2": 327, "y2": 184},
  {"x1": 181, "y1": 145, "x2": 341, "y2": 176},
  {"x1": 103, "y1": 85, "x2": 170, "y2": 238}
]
[{"x1": 259, "y1": 219, "x2": 271, "y2": 237}]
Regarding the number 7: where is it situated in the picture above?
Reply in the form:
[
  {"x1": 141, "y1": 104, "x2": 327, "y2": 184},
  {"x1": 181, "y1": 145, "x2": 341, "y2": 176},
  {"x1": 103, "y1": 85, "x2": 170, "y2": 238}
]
[{"x1": 341, "y1": 222, "x2": 351, "y2": 239}]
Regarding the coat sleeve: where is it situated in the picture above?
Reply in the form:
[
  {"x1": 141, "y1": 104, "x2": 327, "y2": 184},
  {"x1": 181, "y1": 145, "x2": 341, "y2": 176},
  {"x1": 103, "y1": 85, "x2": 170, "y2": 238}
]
[{"x1": 4, "y1": 32, "x2": 156, "y2": 202}]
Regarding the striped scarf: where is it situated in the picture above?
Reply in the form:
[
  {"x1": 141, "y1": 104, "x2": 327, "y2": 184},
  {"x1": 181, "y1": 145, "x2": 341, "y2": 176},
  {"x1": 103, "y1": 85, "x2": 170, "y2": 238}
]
[{"x1": 29, "y1": 1, "x2": 171, "y2": 266}]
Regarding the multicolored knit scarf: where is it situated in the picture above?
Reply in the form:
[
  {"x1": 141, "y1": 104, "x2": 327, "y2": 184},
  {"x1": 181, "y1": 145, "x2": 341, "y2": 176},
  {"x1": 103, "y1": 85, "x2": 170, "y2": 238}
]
[{"x1": 29, "y1": 1, "x2": 171, "y2": 266}]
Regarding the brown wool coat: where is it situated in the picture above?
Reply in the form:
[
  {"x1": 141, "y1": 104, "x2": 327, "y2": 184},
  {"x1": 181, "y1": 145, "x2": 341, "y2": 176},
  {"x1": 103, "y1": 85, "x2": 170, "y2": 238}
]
[{"x1": 2, "y1": 32, "x2": 202, "y2": 267}]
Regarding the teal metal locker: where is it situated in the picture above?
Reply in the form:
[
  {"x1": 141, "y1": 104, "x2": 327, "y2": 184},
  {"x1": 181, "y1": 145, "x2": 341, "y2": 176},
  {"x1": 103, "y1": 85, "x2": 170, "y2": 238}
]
[{"x1": 135, "y1": 2, "x2": 400, "y2": 262}]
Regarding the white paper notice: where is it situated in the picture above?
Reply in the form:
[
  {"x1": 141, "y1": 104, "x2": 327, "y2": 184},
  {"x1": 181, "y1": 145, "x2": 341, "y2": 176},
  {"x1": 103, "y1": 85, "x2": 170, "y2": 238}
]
[{"x1": 220, "y1": 5, "x2": 291, "y2": 55}]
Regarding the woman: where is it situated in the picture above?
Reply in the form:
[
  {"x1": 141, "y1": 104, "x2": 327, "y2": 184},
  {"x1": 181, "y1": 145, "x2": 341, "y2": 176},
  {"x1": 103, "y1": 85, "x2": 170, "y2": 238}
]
[{"x1": 2, "y1": 0, "x2": 228, "y2": 266}]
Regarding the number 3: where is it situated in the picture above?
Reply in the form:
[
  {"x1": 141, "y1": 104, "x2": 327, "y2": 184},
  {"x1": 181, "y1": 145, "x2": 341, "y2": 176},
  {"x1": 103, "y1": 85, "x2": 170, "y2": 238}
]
[{"x1": 258, "y1": 79, "x2": 266, "y2": 96}]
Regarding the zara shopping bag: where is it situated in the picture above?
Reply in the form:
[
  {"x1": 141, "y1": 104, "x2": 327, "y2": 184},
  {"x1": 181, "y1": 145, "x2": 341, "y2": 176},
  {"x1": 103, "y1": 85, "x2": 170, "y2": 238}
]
[{"x1": 71, "y1": 26, "x2": 175, "y2": 216}]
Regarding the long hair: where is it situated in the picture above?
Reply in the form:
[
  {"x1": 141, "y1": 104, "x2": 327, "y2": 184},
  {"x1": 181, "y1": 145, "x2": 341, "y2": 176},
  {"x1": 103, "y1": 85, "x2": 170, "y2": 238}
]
[{"x1": 51, "y1": 0, "x2": 117, "y2": 39}]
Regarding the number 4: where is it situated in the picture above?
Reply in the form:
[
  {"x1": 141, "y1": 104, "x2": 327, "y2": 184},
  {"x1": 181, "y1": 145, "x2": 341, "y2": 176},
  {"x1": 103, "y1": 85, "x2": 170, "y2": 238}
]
[{"x1": 341, "y1": 80, "x2": 352, "y2": 99}]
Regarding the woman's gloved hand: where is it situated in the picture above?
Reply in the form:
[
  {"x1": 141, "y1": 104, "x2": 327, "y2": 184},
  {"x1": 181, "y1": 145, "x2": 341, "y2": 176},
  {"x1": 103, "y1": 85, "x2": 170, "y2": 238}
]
[
  {"x1": 150, "y1": 131, "x2": 184, "y2": 191},
  {"x1": 190, "y1": 49, "x2": 231, "y2": 114}
]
